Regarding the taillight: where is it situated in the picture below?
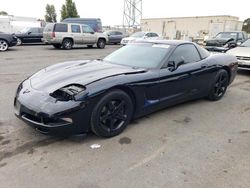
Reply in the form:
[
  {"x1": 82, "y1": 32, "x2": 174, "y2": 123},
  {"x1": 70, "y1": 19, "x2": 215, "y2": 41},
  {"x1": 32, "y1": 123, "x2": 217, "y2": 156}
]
[{"x1": 52, "y1": 32, "x2": 55, "y2": 38}]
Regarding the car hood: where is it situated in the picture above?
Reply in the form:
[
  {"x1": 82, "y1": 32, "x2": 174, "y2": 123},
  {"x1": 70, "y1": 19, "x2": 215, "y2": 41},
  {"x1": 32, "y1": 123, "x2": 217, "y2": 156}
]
[
  {"x1": 30, "y1": 60, "x2": 146, "y2": 93},
  {"x1": 227, "y1": 46, "x2": 250, "y2": 57},
  {"x1": 206, "y1": 38, "x2": 233, "y2": 45}
]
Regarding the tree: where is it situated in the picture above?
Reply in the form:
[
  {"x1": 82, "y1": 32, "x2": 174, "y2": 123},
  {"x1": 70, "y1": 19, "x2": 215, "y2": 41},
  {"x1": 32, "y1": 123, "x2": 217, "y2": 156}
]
[
  {"x1": 0, "y1": 11, "x2": 8, "y2": 15},
  {"x1": 60, "y1": 0, "x2": 79, "y2": 21},
  {"x1": 45, "y1": 4, "x2": 57, "y2": 23},
  {"x1": 242, "y1": 18, "x2": 250, "y2": 34}
]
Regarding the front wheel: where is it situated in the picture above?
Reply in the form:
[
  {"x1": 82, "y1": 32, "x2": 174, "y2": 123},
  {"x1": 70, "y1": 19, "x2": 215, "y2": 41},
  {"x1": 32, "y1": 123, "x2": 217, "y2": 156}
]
[
  {"x1": 91, "y1": 90, "x2": 133, "y2": 137},
  {"x1": 97, "y1": 39, "x2": 106, "y2": 49},
  {"x1": 208, "y1": 69, "x2": 229, "y2": 101},
  {"x1": 62, "y1": 39, "x2": 73, "y2": 50},
  {"x1": 0, "y1": 39, "x2": 9, "y2": 52}
]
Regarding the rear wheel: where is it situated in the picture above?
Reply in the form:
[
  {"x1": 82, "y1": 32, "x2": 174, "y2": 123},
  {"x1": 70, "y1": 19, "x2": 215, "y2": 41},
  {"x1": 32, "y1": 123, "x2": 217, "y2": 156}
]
[
  {"x1": 0, "y1": 39, "x2": 9, "y2": 52},
  {"x1": 91, "y1": 90, "x2": 133, "y2": 137},
  {"x1": 208, "y1": 69, "x2": 229, "y2": 101},
  {"x1": 53, "y1": 44, "x2": 62, "y2": 49},
  {"x1": 97, "y1": 39, "x2": 106, "y2": 49},
  {"x1": 62, "y1": 39, "x2": 73, "y2": 50}
]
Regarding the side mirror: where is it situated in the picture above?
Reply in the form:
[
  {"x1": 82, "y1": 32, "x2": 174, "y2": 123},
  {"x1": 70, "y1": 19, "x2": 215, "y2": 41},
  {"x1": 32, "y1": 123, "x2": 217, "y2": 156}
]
[
  {"x1": 167, "y1": 57, "x2": 185, "y2": 71},
  {"x1": 90, "y1": 31, "x2": 95, "y2": 34},
  {"x1": 28, "y1": 31, "x2": 31, "y2": 35}
]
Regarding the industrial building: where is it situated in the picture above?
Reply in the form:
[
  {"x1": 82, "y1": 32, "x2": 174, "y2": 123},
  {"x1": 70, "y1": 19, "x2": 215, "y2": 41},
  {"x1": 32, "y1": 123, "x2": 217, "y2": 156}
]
[{"x1": 141, "y1": 15, "x2": 243, "y2": 41}]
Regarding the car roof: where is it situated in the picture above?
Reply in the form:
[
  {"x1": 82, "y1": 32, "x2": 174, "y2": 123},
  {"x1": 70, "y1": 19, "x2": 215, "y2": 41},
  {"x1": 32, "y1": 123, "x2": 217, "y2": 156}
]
[
  {"x1": 133, "y1": 39, "x2": 193, "y2": 46},
  {"x1": 59, "y1": 22, "x2": 88, "y2": 27}
]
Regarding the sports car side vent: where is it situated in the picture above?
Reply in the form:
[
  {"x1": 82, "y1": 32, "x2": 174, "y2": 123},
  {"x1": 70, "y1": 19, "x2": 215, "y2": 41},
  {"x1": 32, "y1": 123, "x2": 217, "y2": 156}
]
[{"x1": 50, "y1": 84, "x2": 86, "y2": 101}]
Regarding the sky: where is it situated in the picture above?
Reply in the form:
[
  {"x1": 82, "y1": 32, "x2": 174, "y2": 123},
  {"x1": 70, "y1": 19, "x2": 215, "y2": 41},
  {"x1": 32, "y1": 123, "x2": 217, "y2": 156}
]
[{"x1": 0, "y1": 0, "x2": 249, "y2": 25}]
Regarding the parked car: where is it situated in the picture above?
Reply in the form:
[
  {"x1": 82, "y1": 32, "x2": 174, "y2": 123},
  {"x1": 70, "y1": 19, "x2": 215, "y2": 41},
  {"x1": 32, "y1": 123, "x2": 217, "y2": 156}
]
[
  {"x1": 43, "y1": 23, "x2": 108, "y2": 49},
  {"x1": 14, "y1": 40, "x2": 238, "y2": 137},
  {"x1": 15, "y1": 27, "x2": 44, "y2": 45},
  {"x1": 104, "y1": 30, "x2": 125, "y2": 44},
  {"x1": 0, "y1": 32, "x2": 17, "y2": 51},
  {"x1": 227, "y1": 38, "x2": 250, "y2": 70},
  {"x1": 121, "y1": 32, "x2": 160, "y2": 45},
  {"x1": 204, "y1": 31, "x2": 248, "y2": 52},
  {"x1": 63, "y1": 18, "x2": 102, "y2": 32}
]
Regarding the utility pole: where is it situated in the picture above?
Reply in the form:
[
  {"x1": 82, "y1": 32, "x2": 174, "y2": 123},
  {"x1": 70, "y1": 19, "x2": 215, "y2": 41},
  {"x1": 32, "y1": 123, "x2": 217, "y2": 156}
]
[{"x1": 123, "y1": 0, "x2": 142, "y2": 30}]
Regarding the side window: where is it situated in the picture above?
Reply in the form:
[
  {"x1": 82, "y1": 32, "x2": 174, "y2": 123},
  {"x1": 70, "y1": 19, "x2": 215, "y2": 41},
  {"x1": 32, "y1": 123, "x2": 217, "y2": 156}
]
[
  {"x1": 54, "y1": 24, "x2": 68, "y2": 32},
  {"x1": 38, "y1": 28, "x2": 44, "y2": 33},
  {"x1": 71, "y1": 25, "x2": 81, "y2": 33},
  {"x1": 109, "y1": 31, "x2": 116, "y2": 35},
  {"x1": 169, "y1": 44, "x2": 201, "y2": 64},
  {"x1": 238, "y1": 32, "x2": 243, "y2": 40},
  {"x1": 151, "y1": 33, "x2": 159, "y2": 37},
  {"x1": 82, "y1": 25, "x2": 94, "y2": 33},
  {"x1": 115, "y1": 31, "x2": 122, "y2": 35},
  {"x1": 145, "y1": 33, "x2": 151, "y2": 37},
  {"x1": 29, "y1": 28, "x2": 39, "y2": 33}
]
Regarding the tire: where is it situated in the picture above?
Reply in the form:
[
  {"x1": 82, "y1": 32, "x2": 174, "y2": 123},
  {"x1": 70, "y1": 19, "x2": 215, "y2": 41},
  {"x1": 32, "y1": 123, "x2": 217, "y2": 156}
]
[
  {"x1": 0, "y1": 39, "x2": 9, "y2": 52},
  {"x1": 62, "y1": 38, "x2": 73, "y2": 50},
  {"x1": 87, "y1": 45, "x2": 93, "y2": 48},
  {"x1": 208, "y1": 69, "x2": 229, "y2": 101},
  {"x1": 53, "y1": 44, "x2": 62, "y2": 49},
  {"x1": 91, "y1": 89, "x2": 133, "y2": 138},
  {"x1": 97, "y1": 39, "x2": 106, "y2": 49},
  {"x1": 17, "y1": 38, "x2": 22, "y2": 46}
]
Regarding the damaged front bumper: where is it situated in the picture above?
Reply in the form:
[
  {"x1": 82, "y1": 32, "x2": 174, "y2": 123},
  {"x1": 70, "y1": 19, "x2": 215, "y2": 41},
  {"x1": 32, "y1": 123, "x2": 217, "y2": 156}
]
[{"x1": 14, "y1": 80, "x2": 91, "y2": 136}]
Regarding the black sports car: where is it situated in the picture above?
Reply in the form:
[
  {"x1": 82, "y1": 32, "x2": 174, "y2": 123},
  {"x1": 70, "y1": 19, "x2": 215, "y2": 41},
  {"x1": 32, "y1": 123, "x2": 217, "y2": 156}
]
[{"x1": 14, "y1": 40, "x2": 238, "y2": 137}]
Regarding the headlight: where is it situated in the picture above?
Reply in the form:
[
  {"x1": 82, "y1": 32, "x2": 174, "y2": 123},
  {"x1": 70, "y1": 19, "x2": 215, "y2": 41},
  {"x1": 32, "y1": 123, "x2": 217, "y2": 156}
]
[{"x1": 50, "y1": 84, "x2": 88, "y2": 101}]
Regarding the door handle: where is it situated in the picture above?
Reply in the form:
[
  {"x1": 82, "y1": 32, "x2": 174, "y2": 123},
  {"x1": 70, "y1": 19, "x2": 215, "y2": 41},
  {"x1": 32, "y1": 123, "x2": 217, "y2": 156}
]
[{"x1": 201, "y1": 63, "x2": 208, "y2": 68}]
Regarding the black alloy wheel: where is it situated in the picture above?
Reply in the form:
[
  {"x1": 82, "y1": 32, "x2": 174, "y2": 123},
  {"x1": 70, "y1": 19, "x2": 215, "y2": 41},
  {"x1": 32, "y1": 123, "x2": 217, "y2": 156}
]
[
  {"x1": 208, "y1": 69, "x2": 229, "y2": 101},
  {"x1": 91, "y1": 90, "x2": 133, "y2": 137}
]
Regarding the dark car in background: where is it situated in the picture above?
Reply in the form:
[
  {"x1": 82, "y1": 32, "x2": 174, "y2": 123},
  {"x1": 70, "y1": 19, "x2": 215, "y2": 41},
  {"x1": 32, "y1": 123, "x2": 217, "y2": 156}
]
[
  {"x1": 104, "y1": 30, "x2": 125, "y2": 44},
  {"x1": 204, "y1": 31, "x2": 248, "y2": 52},
  {"x1": 15, "y1": 27, "x2": 44, "y2": 45},
  {"x1": 0, "y1": 32, "x2": 17, "y2": 51},
  {"x1": 63, "y1": 18, "x2": 102, "y2": 32}
]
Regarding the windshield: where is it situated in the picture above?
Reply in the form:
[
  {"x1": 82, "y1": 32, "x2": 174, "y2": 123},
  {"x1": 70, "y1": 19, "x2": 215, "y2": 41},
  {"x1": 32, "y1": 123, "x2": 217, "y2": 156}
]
[
  {"x1": 103, "y1": 43, "x2": 171, "y2": 68},
  {"x1": 20, "y1": 27, "x2": 31, "y2": 33},
  {"x1": 131, "y1": 32, "x2": 145, "y2": 38},
  {"x1": 215, "y1": 32, "x2": 237, "y2": 40},
  {"x1": 240, "y1": 39, "x2": 250, "y2": 47}
]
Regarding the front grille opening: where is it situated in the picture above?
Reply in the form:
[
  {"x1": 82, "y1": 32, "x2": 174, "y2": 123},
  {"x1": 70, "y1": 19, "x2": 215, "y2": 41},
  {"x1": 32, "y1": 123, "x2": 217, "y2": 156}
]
[{"x1": 23, "y1": 113, "x2": 43, "y2": 123}]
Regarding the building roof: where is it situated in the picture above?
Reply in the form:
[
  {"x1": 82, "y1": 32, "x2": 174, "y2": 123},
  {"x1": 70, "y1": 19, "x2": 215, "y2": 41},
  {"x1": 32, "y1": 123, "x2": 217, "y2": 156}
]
[{"x1": 142, "y1": 15, "x2": 239, "y2": 21}]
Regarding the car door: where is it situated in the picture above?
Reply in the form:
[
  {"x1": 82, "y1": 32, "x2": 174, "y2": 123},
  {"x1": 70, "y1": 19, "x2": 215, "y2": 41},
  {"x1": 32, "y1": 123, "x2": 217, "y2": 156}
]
[
  {"x1": 115, "y1": 31, "x2": 123, "y2": 43},
  {"x1": 70, "y1": 24, "x2": 82, "y2": 44},
  {"x1": 23, "y1": 28, "x2": 39, "y2": 43},
  {"x1": 107, "y1": 31, "x2": 116, "y2": 43},
  {"x1": 82, "y1": 25, "x2": 97, "y2": 44},
  {"x1": 159, "y1": 44, "x2": 209, "y2": 105}
]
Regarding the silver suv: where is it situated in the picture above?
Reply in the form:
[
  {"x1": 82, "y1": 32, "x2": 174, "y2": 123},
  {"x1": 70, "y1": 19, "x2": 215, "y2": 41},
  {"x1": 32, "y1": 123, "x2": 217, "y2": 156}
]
[{"x1": 43, "y1": 23, "x2": 108, "y2": 49}]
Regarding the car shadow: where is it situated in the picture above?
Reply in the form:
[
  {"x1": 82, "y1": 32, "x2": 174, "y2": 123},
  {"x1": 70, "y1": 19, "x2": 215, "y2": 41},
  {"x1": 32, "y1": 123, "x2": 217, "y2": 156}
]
[{"x1": 238, "y1": 69, "x2": 250, "y2": 76}]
